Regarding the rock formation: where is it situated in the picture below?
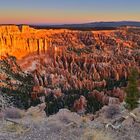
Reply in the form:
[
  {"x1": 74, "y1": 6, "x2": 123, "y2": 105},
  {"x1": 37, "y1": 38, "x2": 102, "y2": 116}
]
[{"x1": 0, "y1": 25, "x2": 140, "y2": 113}]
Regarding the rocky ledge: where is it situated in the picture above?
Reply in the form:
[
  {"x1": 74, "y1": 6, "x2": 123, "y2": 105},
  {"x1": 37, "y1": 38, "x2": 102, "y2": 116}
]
[{"x1": 1, "y1": 103, "x2": 140, "y2": 140}]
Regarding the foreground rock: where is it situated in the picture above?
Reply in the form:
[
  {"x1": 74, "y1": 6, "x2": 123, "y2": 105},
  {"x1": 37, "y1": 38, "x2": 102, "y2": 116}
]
[
  {"x1": 88, "y1": 104, "x2": 140, "y2": 140},
  {"x1": 1, "y1": 105, "x2": 140, "y2": 140},
  {"x1": 0, "y1": 109, "x2": 84, "y2": 140}
]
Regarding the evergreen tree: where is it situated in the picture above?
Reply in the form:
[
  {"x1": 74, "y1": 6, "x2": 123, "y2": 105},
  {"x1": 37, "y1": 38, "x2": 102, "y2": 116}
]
[{"x1": 125, "y1": 68, "x2": 139, "y2": 110}]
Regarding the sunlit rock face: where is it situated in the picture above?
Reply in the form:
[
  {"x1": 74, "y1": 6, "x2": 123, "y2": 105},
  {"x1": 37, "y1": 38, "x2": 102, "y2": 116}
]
[
  {"x1": 0, "y1": 25, "x2": 139, "y2": 59},
  {"x1": 0, "y1": 25, "x2": 140, "y2": 109}
]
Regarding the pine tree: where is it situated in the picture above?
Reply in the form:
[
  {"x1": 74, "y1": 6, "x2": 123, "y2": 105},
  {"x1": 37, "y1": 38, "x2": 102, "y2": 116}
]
[{"x1": 125, "y1": 68, "x2": 139, "y2": 110}]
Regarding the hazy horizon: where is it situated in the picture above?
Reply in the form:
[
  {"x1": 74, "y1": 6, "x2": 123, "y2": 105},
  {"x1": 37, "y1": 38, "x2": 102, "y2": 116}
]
[{"x1": 0, "y1": 0, "x2": 140, "y2": 24}]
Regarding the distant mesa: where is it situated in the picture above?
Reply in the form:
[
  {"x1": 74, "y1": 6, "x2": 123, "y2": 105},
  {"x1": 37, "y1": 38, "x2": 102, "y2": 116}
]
[{"x1": 31, "y1": 21, "x2": 140, "y2": 30}]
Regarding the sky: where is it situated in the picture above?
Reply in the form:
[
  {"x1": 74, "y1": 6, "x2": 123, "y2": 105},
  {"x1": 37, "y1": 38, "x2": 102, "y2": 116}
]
[{"x1": 0, "y1": 0, "x2": 140, "y2": 24}]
